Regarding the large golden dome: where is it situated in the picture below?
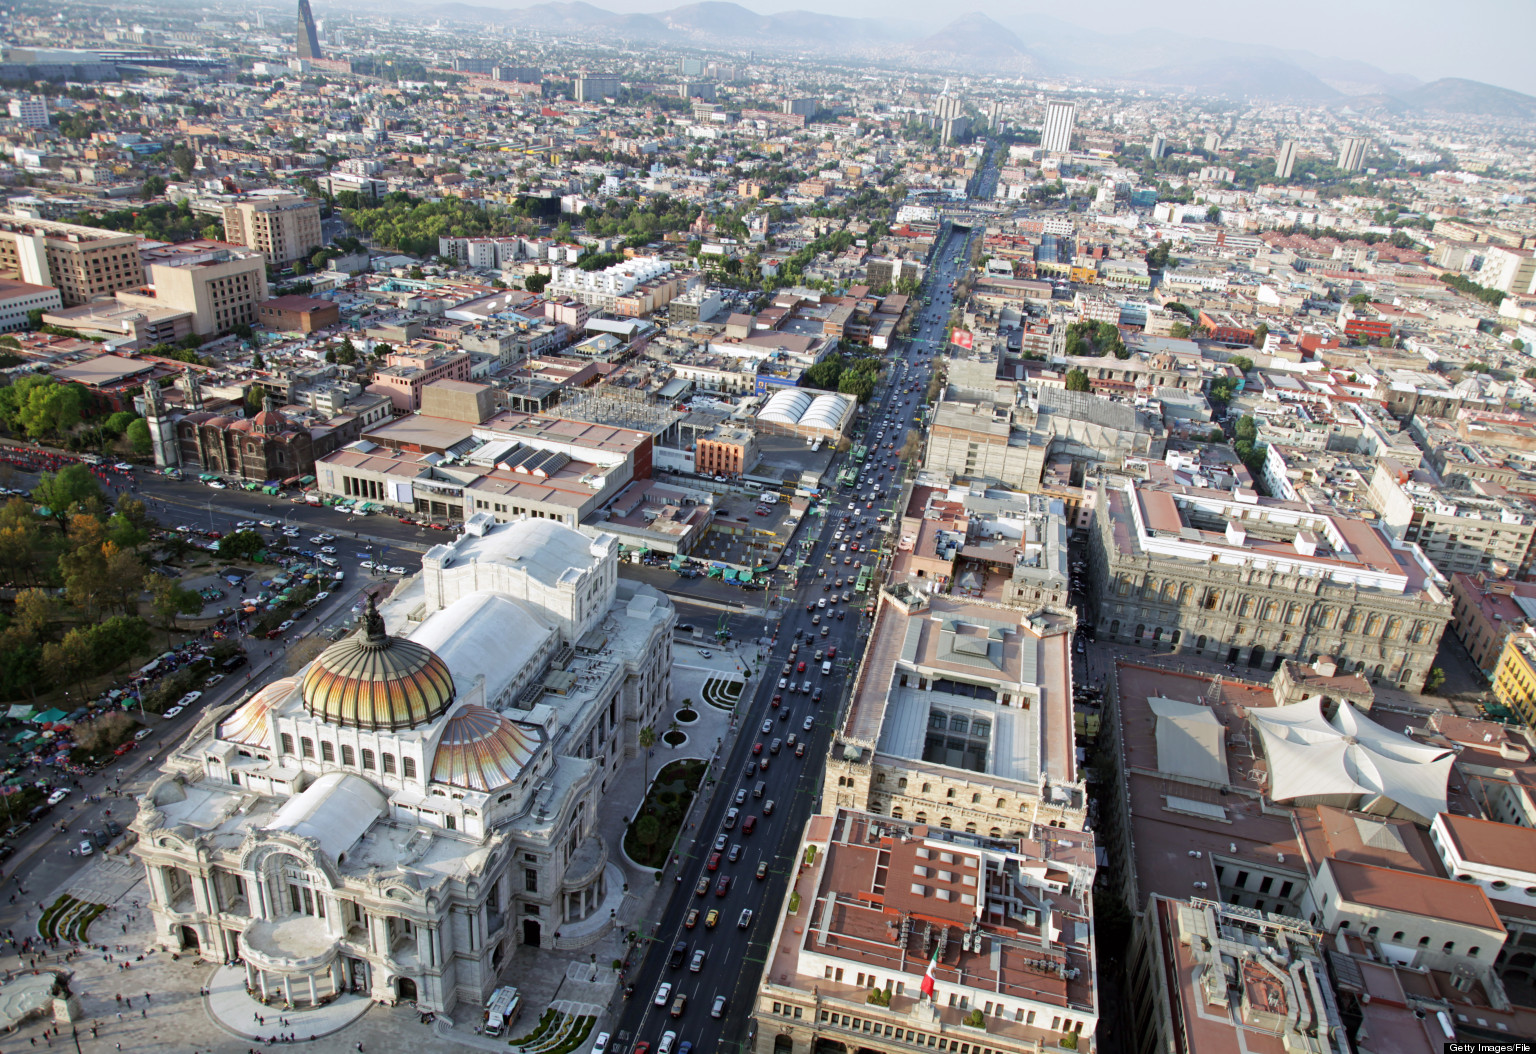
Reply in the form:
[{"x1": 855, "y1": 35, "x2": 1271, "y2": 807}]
[
  {"x1": 302, "y1": 598, "x2": 455, "y2": 731},
  {"x1": 431, "y1": 704, "x2": 539, "y2": 791}
]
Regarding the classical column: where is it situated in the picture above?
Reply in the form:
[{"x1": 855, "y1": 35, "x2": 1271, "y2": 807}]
[
  {"x1": 282, "y1": 976, "x2": 292, "y2": 1004},
  {"x1": 245, "y1": 960, "x2": 255, "y2": 990},
  {"x1": 307, "y1": 974, "x2": 317, "y2": 1005},
  {"x1": 259, "y1": 971, "x2": 268, "y2": 1000}
]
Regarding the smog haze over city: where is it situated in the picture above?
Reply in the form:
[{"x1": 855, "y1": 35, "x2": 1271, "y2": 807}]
[{"x1": 0, "y1": 1, "x2": 1535, "y2": 1054}]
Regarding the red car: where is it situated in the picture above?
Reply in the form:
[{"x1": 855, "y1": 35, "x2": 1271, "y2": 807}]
[
  {"x1": 715, "y1": 875, "x2": 732, "y2": 897},
  {"x1": 752, "y1": 742, "x2": 763, "y2": 755},
  {"x1": 796, "y1": 661, "x2": 806, "y2": 673},
  {"x1": 113, "y1": 741, "x2": 135, "y2": 757},
  {"x1": 707, "y1": 852, "x2": 721, "y2": 871},
  {"x1": 771, "y1": 694, "x2": 781, "y2": 708},
  {"x1": 827, "y1": 646, "x2": 837, "y2": 659}
]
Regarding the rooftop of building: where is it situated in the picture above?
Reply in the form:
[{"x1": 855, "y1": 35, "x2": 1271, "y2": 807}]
[
  {"x1": 762, "y1": 809, "x2": 1096, "y2": 1041},
  {"x1": 840, "y1": 587, "x2": 1075, "y2": 789}
]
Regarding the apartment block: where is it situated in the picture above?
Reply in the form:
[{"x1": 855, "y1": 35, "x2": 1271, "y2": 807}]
[
  {"x1": 0, "y1": 278, "x2": 62, "y2": 332},
  {"x1": 1367, "y1": 460, "x2": 1536, "y2": 577},
  {"x1": 0, "y1": 213, "x2": 142, "y2": 307},
  {"x1": 694, "y1": 425, "x2": 758, "y2": 477},
  {"x1": 221, "y1": 195, "x2": 323, "y2": 267},
  {"x1": 1493, "y1": 629, "x2": 1536, "y2": 729}
]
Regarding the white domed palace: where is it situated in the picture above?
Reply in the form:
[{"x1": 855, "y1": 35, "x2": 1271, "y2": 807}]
[{"x1": 130, "y1": 514, "x2": 675, "y2": 1013}]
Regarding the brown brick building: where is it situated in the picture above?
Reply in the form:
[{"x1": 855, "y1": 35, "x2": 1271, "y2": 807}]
[{"x1": 258, "y1": 294, "x2": 340, "y2": 334}]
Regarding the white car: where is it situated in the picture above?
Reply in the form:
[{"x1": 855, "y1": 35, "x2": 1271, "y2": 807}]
[
  {"x1": 389, "y1": 566, "x2": 406, "y2": 575},
  {"x1": 315, "y1": 591, "x2": 330, "y2": 601},
  {"x1": 46, "y1": 789, "x2": 69, "y2": 806},
  {"x1": 310, "y1": 537, "x2": 326, "y2": 544},
  {"x1": 134, "y1": 728, "x2": 153, "y2": 741},
  {"x1": 177, "y1": 691, "x2": 202, "y2": 707},
  {"x1": 259, "y1": 520, "x2": 279, "y2": 528},
  {"x1": 592, "y1": 1033, "x2": 610, "y2": 1054},
  {"x1": 654, "y1": 981, "x2": 673, "y2": 1007},
  {"x1": 162, "y1": 706, "x2": 184, "y2": 719},
  {"x1": 319, "y1": 546, "x2": 335, "y2": 554},
  {"x1": 317, "y1": 533, "x2": 336, "y2": 541},
  {"x1": 359, "y1": 560, "x2": 375, "y2": 570},
  {"x1": 78, "y1": 840, "x2": 94, "y2": 857},
  {"x1": 236, "y1": 520, "x2": 256, "y2": 528}
]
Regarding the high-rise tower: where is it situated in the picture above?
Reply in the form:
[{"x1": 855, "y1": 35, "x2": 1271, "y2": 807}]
[
  {"x1": 1041, "y1": 100, "x2": 1076, "y2": 154},
  {"x1": 296, "y1": 0, "x2": 323, "y2": 61}
]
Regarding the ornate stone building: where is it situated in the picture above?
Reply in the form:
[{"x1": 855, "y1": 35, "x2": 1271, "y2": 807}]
[
  {"x1": 131, "y1": 515, "x2": 674, "y2": 1013},
  {"x1": 822, "y1": 582, "x2": 1087, "y2": 838},
  {"x1": 1087, "y1": 477, "x2": 1453, "y2": 690}
]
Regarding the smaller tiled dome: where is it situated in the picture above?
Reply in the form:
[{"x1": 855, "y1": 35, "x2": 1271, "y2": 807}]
[
  {"x1": 431, "y1": 705, "x2": 539, "y2": 792},
  {"x1": 219, "y1": 678, "x2": 297, "y2": 749}
]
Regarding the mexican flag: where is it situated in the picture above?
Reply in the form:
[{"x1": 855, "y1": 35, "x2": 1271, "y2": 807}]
[{"x1": 920, "y1": 947, "x2": 938, "y2": 998}]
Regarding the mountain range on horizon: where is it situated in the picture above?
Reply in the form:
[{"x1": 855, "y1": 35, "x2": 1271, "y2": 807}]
[{"x1": 400, "y1": 0, "x2": 1536, "y2": 117}]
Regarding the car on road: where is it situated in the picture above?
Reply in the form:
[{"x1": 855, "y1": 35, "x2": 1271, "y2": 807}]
[
  {"x1": 715, "y1": 875, "x2": 731, "y2": 897},
  {"x1": 707, "y1": 851, "x2": 722, "y2": 870},
  {"x1": 734, "y1": 788, "x2": 747, "y2": 805},
  {"x1": 711, "y1": 995, "x2": 728, "y2": 1018},
  {"x1": 714, "y1": 832, "x2": 728, "y2": 851},
  {"x1": 593, "y1": 1032, "x2": 610, "y2": 1054},
  {"x1": 359, "y1": 561, "x2": 375, "y2": 570},
  {"x1": 738, "y1": 908, "x2": 754, "y2": 929},
  {"x1": 654, "y1": 981, "x2": 674, "y2": 1005},
  {"x1": 134, "y1": 728, "x2": 152, "y2": 741},
  {"x1": 177, "y1": 691, "x2": 202, "y2": 707},
  {"x1": 803, "y1": 715, "x2": 815, "y2": 731},
  {"x1": 728, "y1": 843, "x2": 743, "y2": 863},
  {"x1": 755, "y1": 861, "x2": 768, "y2": 880},
  {"x1": 658, "y1": 1031, "x2": 678, "y2": 1054},
  {"x1": 163, "y1": 706, "x2": 184, "y2": 719},
  {"x1": 388, "y1": 566, "x2": 406, "y2": 575},
  {"x1": 795, "y1": 742, "x2": 806, "y2": 758},
  {"x1": 695, "y1": 876, "x2": 710, "y2": 897},
  {"x1": 761, "y1": 720, "x2": 773, "y2": 734},
  {"x1": 46, "y1": 789, "x2": 69, "y2": 806},
  {"x1": 259, "y1": 520, "x2": 279, "y2": 528},
  {"x1": 684, "y1": 908, "x2": 699, "y2": 929},
  {"x1": 751, "y1": 742, "x2": 763, "y2": 755},
  {"x1": 78, "y1": 840, "x2": 94, "y2": 856},
  {"x1": 704, "y1": 908, "x2": 719, "y2": 929}
]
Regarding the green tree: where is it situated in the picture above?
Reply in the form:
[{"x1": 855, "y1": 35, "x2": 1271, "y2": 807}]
[
  {"x1": 1250, "y1": 324, "x2": 1268, "y2": 349},
  {"x1": 33, "y1": 465, "x2": 104, "y2": 530},
  {"x1": 524, "y1": 273, "x2": 550, "y2": 294},
  {"x1": 145, "y1": 572, "x2": 203, "y2": 643},
  {"x1": 218, "y1": 529, "x2": 266, "y2": 561},
  {"x1": 1169, "y1": 322, "x2": 1191, "y2": 339},
  {"x1": 1228, "y1": 355, "x2": 1253, "y2": 373},
  {"x1": 1234, "y1": 415, "x2": 1258, "y2": 443},
  {"x1": 1064, "y1": 368, "x2": 1091, "y2": 392},
  {"x1": 1205, "y1": 204, "x2": 1221, "y2": 223},
  {"x1": 106, "y1": 496, "x2": 153, "y2": 550},
  {"x1": 140, "y1": 175, "x2": 167, "y2": 200},
  {"x1": 12, "y1": 587, "x2": 55, "y2": 642},
  {"x1": 1348, "y1": 293, "x2": 1371, "y2": 306},
  {"x1": 0, "y1": 375, "x2": 87, "y2": 438},
  {"x1": 124, "y1": 418, "x2": 153, "y2": 456},
  {"x1": 633, "y1": 813, "x2": 660, "y2": 848},
  {"x1": 25, "y1": 308, "x2": 45, "y2": 330},
  {"x1": 170, "y1": 142, "x2": 197, "y2": 179},
  {"x1": 41, "y1": 631, "x2": 93, "y2": 698},
  {"x1": 1422, "y1": 667, "x2": 1446, "y2": 694},
  {"x1": 1146, "y1": 241, "x2": 1172, "y2": 269}
]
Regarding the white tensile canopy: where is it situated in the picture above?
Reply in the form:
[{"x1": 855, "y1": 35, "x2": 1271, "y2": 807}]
[{"x1": 1247, "y1": 698, "x2": 1454, "y2": 823}]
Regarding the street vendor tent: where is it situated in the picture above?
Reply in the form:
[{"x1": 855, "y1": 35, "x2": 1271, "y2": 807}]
[{"x1": 32, "y1": 709, "x2": 67, "y2": 726}]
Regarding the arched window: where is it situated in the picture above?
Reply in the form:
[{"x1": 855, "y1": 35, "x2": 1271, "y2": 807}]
[
  {"x1": 939, "y1": 817, "x2": 952, "y2": 829},
  {"x1": 949, "y1": 715, "x2": 968, "y2": 733},
  {"x1": 1196, "y1": 635, "x2": 1207, "y2": 651},
  {"x1": 921, "y1": 783, "x2": 931, "y2": 794},
  {"x1": 995, "y1": 798, "x2": 1006, "y2": 808},
  {"x1": 892, "y1": 807, "x2": 904, "y2": 820},
  {"x1": 897, "y1": 777, "x2": 908, "y2": 790},
  {"x1": 989, "y1": 828, "x2": 1001, "y2": 838},
  {"x1": 971, "y1": 793, "x2": 981, "y2": 804},
  {"x1": 875, "y1": 773, "x2": 885, "y2": 785},
  {"x1": 964, "y1": 822, "x2": 977, "y2": 834},
  {"x1": 1134, "y1": 624, "x2": 1145, "y2": 640},
  {"x1": 929, "y1": 710, "x2": 948, "y2": 730},
  {"x1": 915, "y1": 812, "x2": 927, "y2": 824},
  {"x1": 1468, "y1": 946, "x2": 1481, "y2": 959},
  {"x1": 1109, "y1": 619, "x2": 1120, "y2": 636}
]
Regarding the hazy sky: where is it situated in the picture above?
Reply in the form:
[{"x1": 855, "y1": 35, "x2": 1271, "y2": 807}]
[{"x1": 580, "y1": 0, "x2": 1536, "y2": 96}]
